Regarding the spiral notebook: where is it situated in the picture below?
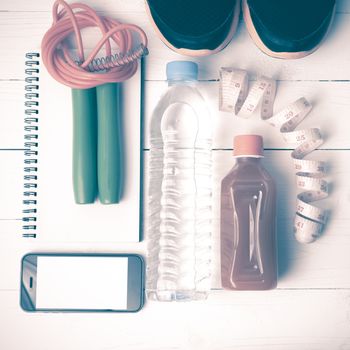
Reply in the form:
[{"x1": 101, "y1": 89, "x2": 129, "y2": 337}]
[{"x1": 22, "y1": 53, "x2": 143, "y2": 242}]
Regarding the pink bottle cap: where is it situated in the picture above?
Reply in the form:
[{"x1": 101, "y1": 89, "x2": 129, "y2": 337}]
[{"x1": 233, "y1": 135, "x2": 264, "y2": 157}]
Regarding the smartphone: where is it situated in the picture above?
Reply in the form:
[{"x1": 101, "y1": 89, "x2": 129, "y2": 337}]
[{"x1": 20, "y1": 253, "x2": 144, "y2": 312}]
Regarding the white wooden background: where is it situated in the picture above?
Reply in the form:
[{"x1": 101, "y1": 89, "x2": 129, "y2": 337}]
[{"x1": 1, "y1": 0, "x2": 350, "y2": 349}]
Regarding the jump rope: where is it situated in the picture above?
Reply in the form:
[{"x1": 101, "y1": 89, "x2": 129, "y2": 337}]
[
  {"x1": 41, "y1": 0, "x2": 148, "y2": 204},
  {"x1": 41, "y1": 1, "x2": 327, "y2": 243}
]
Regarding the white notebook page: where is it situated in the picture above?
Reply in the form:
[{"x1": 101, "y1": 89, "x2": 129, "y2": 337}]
[{"x1": 33, "y1": 63, "x2": 142, "y2": 242}]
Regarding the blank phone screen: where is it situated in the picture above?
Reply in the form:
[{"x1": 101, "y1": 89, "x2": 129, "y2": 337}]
[{"x1": 35, "y1": 256, "x2": 128, "y2": 310}]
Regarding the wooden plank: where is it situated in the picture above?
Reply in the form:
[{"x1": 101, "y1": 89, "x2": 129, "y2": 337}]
[
  {"x1": 144, "y1": 80, "x2": 350, "y2": 150},
  {"x1": 0, "y1": 0, "x2": 348, "y2": 13},
  {"x1": 0, "y1": 10, "x2": 350, "y2": 80},
  {"x1": 0, "y1": 228, "x2": 146, "y2": 290},
  {"x1": 0, "y1": 0, "x2": 145, "y2": 12},
  {"x1": 211, "y1": 150, "x2": 350, "y2": 289},
  {"x1": 2, "y1": 79, "x2": 349, "y2": 150},
  {"x1": 144, "y1": 150, "x2": 350, "y2": 289},
  {"x1": 0, "y1": 0, "x2": 348, "y2": 348},
  {"x1": 0, "y1": 289, "x2": 349, "y2": 350},
  {"x1": 2, "y1": 149, "x2": 348, "y2": 290},
  {"x1": 0, "y1": 225, "x2": 27, "y2": 290},
  {"x1": 143, "y1": 12, "x2": 350, "y2": 81}
]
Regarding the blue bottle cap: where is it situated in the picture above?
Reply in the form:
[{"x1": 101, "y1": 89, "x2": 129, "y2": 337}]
[{"x1": 166, "y1": 61, "x2": 198, "y2": 81}]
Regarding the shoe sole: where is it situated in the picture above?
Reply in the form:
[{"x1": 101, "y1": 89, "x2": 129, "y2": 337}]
[
  {"x1": 242, "y1": 0, "x2": 336, "y2": 59},
  {"x1": 145, "y1": 0, "x2": 241, "y2": 56}
]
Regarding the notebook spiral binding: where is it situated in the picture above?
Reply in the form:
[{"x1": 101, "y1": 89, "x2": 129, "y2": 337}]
[{"x1": 23, "y1": 52, "x2": 40, "y2": 238}]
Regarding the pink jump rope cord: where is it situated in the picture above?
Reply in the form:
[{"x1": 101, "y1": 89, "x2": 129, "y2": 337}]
[{"x1": 41, "y1": 0, "x2": 148, "y2": 89}]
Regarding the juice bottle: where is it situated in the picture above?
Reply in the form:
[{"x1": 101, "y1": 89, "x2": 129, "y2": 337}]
[{"x1": 221, "y1": 135, "x2": 277, "y2": 290}]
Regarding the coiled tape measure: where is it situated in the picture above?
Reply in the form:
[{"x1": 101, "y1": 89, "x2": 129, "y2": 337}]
[{"x1": 219, "y1": 68, "x2": 329, "y2": 244}]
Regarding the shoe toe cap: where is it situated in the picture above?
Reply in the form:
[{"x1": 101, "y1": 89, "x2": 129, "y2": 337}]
[
  {"x1": 248, "y1": 0, "x2": 335, "y2": 53},
  {"x1": 147, "y1": 0, "x2": 238, "y2": 52}
]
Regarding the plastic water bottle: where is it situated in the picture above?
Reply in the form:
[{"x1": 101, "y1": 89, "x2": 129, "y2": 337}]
[{"x1": 147, "y1": 61, "x2": 213, "y2": 301}]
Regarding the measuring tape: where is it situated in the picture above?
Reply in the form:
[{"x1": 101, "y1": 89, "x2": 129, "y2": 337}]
[{"x1": 219, "y1": 68, "x2": 329, "y2": 244}]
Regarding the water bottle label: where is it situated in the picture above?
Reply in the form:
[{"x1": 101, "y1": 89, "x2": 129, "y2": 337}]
[{"x1": 219, "y1": 67, "x2": 329, "y2": 244}]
